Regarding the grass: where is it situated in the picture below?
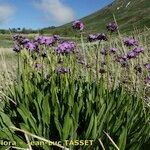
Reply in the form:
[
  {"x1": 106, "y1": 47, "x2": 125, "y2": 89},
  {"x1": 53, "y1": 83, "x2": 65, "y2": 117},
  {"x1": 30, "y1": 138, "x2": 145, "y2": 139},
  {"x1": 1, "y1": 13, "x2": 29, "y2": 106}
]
[{"x1": 0, "y1": 26, "x2": 150, "y2": 150}]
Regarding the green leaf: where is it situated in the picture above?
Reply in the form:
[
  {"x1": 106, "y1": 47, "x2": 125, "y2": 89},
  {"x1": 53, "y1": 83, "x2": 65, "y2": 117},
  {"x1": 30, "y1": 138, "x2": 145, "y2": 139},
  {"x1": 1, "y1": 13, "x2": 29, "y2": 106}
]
[
  {"x1": 85, "y1": 113, "x2": 94, "y2": 138},
  {"x1": 118, "y1": 127, "x2": 127, "y2": 150},
  {"x1": 62, "y1": 111, "x2": 72, "y2": 140}
]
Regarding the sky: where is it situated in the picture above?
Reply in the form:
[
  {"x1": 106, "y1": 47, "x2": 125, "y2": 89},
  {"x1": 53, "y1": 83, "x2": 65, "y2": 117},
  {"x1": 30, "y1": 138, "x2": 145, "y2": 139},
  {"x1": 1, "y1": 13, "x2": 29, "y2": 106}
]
[{"x1": 0, "y1": 0, "x2": 113, "y2": 29}]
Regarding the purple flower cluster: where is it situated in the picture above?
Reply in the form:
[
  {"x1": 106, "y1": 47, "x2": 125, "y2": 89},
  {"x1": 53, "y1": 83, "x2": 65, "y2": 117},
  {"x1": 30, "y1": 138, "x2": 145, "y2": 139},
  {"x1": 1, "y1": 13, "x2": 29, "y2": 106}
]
[
  {"x1": 116, "y1": 47, "x2": 144, "y2": 63},
  {"x1": 56, "y1": 67, "x2": 70, "y2": 74},
  {"x1": 88, "y1": 33, "x2": 108, "y2": 42},
  {"x1": 133, "y1": 47, "x2": 144, "y2": 53},
  {"x1": 24, "y1": 42, "x2": 37, "y2": 52},
  {"x1": 97, "y1": 33, "x2": 108, "y2": 41},
  {"x1": 124, "y1": 38, "x2": 139, "y2": 47},
  {"x1": 126, "y1": 51, "x2": 138, "y2": 59},
  {"x1": 13, "y1": 34, "x2": 38, "y2": 52},
  {"x1": 13, "y1": 34, "x2": 29, "y2": 45},
  {"x1": 72, "y1": 20, "x2": 85, "y2": 31},
  {"x1": 88, "y1": 34, "x2": 97, "y2": 42},
  {"x1": 106, "y1": 22, "x2": 118, "y2": 32},
  {"x1": 56, "y1": 41, "x2": 76, "y2": 54},
  {"x1": 34, "y1": 36, "x2": 56, "y2": 46},
  {"x1": 13, "y1": 34, "x2": 61, "y2": 53},
  {"x1": 127, "y1": 47, "x2": 144, "y2": 59}
]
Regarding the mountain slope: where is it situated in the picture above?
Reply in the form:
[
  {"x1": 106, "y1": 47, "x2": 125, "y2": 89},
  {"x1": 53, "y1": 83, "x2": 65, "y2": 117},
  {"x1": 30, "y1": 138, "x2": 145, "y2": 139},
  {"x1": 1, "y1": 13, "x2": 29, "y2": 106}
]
[{"x1": 41, "y1": 0, "x2": 150, "y2": 35}]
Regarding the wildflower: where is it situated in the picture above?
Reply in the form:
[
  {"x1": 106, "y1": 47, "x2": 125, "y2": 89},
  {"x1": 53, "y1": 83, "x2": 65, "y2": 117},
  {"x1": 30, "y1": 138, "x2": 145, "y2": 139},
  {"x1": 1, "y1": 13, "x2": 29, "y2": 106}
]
[
  {"x1": 13, "y1": 34, "x2": 24, "y2": 41},
  {"x1": 88, "y1": 34, "x2": 97, "y2": 42},
  {"x1": 35, "y1": 63, "x2": 42, "y2": 69},
  {"x1": 44, "y1": 37, "x2": 55, "y2": 46},
  {"x1": 144, "y1": 63, "x2": 150, "y2": 69},
  {"x1": 96, "y1": 33, "x2": 108, "y2": 41},
  {"x1": 72, "y1": 20, "x2": 84, "y2": 31},
  {"x1": 145, "y1": 76, "x2": 150, "y2": 85},
  {"x1": 133, "y1": 47, "x2": 144, "y2": 53},
  {"x1": 127, "y1": 51, "x2": 138, "y2": 59},
  {"x1": 21, "y1": 38, "x2": 30, "y2": 45},
  {"x1": 116, "y1": 55, "x2": 128, "y2": 62},
  {"x1": 13, "y1": 45, "x2": 21, "y2": 53},
  {"x1": 56, "y1": 67, "x2": 70, "y2": 74},
  {"x1": 106, "y1": 22, "x2": 118, "y2": 32},
  {"x1": 24, "y1": 42, "x2": 36, "y2": 52},
  {"x1": 35, "y1": 36, "x2": 55, "y2": 46},
  {"x1": 56, "y1": 41, "x2": 76, "y2": 54},
  {"x1": 124, "y1": 38, "x2": 139, "y2": 47},
  {"x1": 13, "y1": 34, "x2": 29, "y2": 46},
  {"x1": 110, "y1": 47, "x2": 118, "y2": 53}
]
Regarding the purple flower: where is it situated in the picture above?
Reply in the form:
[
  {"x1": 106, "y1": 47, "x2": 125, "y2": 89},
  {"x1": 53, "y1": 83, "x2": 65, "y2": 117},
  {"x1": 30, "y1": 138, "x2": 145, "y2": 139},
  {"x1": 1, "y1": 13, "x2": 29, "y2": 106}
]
[
  {"x1": 124, "y1": 38, "x2": 139, "y2": 47},
  {"x1": 106, "y1": 22, "x2": 118, "y2": 32},
  {"x1": 35, "y1": 63, "x2": 42, "y2": 69},
  {"x1": 13, "y1": 45, "x2": 21, "y2": 53},
  {"x1": 56, "y1": 41, "x2": 76, "y2": 54},
  {"x1": 21, "y1": 38, "x2": 30, "y2": 45},
  {"x1": 110, "y1": 47, "x2": 118, "y2": 53},
  {"x1": 87, "y1": 33, "x2": 107, "y2": 42},
  {"x1": 127, "y1": 51, "x2": 138, "y2": 59},
  {"x1": 72, "y1": 20, "x2": 85, "y2": 31},
  {"x1": 88, "y1": 34, "x2": 97, "y2": 42},
  {"x1": 34, "y1": 36, "x2": 55, "y2": 46},
  {"x1": 116, "y1": 55, "x2": 128, "y2": 62},
  {"x1": 133, "y1": 47, "x2": 144, "y2": 53},
  {"x1": 24, "y1": 42, "x2": 36, "y2": 52},
  {"x1": 56, "y1": 67, "x2": 70, "y2": 74},
  {"x1": 13, "y1": 34, "x2": 24, "y2": 41},
  {"x1": 46, "y1": 37, "x2": 55, "y2": 46},
  {"x1": 96, "y1": 33, "x2": 108, "y2": 41},
  {"x1": 13, "y1": 34, "x2": 28, "y2": 46},
  {"x1": 145, "y1": 76, "x2": 150, "y2": 84},
  {"x1": 144, "y1": 63, "x2": 150, "y2": 69}
]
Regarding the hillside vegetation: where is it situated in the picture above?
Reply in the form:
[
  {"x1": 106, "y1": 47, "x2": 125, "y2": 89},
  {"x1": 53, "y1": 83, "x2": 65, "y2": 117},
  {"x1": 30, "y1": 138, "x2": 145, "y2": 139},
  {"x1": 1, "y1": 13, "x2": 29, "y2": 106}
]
[{"x1": 41, "y1": 0, "x2": 150, "y2": 35}]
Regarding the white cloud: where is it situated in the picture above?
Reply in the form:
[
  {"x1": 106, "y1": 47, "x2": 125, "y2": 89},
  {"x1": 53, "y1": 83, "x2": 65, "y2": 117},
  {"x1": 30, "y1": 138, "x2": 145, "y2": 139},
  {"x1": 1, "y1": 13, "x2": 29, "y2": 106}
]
[
  {"x1": 0, "y1": 4, "x2": 15, "y2": 23},
  {"x1": 35, "y1": 0, "x2": 75, "y2": 24}
]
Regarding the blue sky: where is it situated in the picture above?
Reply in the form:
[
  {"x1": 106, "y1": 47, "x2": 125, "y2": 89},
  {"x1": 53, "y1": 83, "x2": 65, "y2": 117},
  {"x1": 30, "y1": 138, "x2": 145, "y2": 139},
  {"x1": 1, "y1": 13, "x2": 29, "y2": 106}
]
[{"x1": 0, "y1": 0, "x2": 113, "y2": 29}]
